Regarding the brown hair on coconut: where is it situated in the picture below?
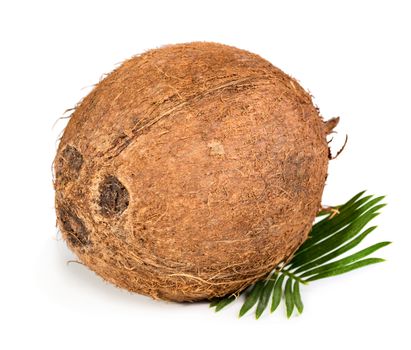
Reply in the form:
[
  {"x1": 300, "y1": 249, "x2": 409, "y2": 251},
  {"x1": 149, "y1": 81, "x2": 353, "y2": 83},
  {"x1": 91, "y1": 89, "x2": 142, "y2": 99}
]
[{"x1": 54, "y1": 42, "x2": 338, "y2": 302}]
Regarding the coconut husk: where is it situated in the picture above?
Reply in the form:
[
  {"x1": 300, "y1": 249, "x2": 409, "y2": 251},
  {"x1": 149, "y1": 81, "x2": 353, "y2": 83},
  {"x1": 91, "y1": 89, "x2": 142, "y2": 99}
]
[{"x1": 54, "y1": 42, "x2": 335, "y2": 302}]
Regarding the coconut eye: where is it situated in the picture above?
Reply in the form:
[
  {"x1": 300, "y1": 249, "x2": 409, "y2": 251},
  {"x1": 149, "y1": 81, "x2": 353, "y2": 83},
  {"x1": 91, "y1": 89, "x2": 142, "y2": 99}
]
[
  {"x1": 56, "y1": 145, "x2": 83, "y2": 183},
  {"x1": 98, "y1": 176, "x2": 129, "y2": 217},
  {"x1": 59, "y1": 205, "x2": 89, "y2": 247}
]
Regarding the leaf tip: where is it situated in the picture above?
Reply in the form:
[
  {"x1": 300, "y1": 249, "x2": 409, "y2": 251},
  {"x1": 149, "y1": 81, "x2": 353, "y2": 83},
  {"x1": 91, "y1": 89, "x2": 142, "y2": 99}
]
[{"x1": 358, "y1": 190, "x2": 367, "y2": 197}]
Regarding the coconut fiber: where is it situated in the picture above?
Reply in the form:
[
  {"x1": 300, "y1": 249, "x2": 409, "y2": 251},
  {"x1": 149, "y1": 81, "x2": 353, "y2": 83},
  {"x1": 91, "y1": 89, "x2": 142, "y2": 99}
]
[{"x1": 54, "y1": 42, "x2": 338, "y2": 302}]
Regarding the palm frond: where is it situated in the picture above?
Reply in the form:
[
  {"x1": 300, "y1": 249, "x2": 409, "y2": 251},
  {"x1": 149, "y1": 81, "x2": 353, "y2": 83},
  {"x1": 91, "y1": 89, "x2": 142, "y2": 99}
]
[{"x1": 209, "y1": 191, "x2": 391, "y2": 318}]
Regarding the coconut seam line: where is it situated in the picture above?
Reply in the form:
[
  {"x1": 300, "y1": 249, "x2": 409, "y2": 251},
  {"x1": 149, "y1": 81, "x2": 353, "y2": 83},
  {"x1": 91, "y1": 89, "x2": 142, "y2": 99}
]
[{"x1": 54, "y1": 42, "x2": 339, "y2": 302}]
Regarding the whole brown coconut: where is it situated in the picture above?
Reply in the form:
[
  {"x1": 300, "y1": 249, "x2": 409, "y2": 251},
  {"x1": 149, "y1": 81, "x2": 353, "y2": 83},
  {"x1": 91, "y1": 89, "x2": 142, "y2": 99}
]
[{"x1": 54, "y1": 42, "x2": 336, "y2": 302}]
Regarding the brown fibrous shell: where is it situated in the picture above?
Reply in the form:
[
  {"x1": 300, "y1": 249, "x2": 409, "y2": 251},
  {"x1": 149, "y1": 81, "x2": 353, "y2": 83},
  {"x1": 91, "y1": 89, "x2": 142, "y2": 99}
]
[{"x1": 54, "y1": 42, "x2": 335, "y2": 302}]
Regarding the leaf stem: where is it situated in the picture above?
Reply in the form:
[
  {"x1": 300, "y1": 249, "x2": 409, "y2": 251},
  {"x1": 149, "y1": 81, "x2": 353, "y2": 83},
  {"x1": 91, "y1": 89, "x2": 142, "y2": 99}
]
[{"x1": 277, "y1": 269, "x2": 308, "y2": 285}]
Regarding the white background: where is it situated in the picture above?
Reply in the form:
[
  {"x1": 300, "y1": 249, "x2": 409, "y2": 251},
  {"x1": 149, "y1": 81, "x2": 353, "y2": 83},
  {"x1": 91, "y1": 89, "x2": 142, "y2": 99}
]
[{"x1": 1, "y1": 1, "x2": 410, "y2": 349}]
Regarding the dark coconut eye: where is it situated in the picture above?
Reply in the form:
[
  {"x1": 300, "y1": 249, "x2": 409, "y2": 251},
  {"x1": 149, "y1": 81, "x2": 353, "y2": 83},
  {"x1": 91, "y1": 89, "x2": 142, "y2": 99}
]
[
  {"x1": 58, "y1": 205, "x2": 89, "y2": 247},
  {"x1": 55, "y1": 145, "x2": 83, "y2": 184},
  {"x1": 98, "y1": 176, "x2": 129, "y2": 217}
]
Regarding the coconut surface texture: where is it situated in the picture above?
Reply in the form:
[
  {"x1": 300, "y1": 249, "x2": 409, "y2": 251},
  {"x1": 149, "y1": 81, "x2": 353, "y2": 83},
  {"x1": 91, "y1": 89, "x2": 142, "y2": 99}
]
[{"x1": 54, "y1": 42, "x2": 333, "y2": 302}]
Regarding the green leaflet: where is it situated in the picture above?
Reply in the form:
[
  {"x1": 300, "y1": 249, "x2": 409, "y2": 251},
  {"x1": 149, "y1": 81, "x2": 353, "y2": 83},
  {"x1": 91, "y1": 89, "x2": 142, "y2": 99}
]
[
  {"x1": 271, "y1": 274, "x2": 285, "y2": 313},
  {"x1": 293, "y1": 226, "x2": 378, "y2": 274},
  {"x1": 209, "y1": 299, "x2": 220, "y2": 307},
  {"x1": 293, "y1": 281, "x2": 304, "y2": 314},
  {"x1": 291, "y1": 209, "x2": 382, "y2": 267},
  {"x1": 239, "y1": 281, "x2": 264, "y2": 317},
  {"x1": 298, "y1": 195, "x2": 384, "y2": 253},
  {"x1": 214, "y1": 296, "x2": 236, "y2": 311},
  {"x1": 300, "y1": 241, "x2": 391, "y2": 278},
  {"x1": 284, "y1": 278, "x2": 294, "y2": 318},
  {"x1": 209, "y1": 191, "x2": 389, "y2": 319},
  {"x1": 255, "y1": 275, "x2": 277, "y2": 319},
  {"x1": 306, "y1": 258, "x2": 385, "y2": 282},
  {"x1": 304, "y1": 193, "x2": 372, "y2": 241}
]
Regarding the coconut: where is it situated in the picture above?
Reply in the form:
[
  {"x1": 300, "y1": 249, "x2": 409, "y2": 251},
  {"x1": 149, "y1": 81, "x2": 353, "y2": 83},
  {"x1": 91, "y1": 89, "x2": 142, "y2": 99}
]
[{"x1": 54, "y1": 42, "x2": 337, "y2": 302}]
